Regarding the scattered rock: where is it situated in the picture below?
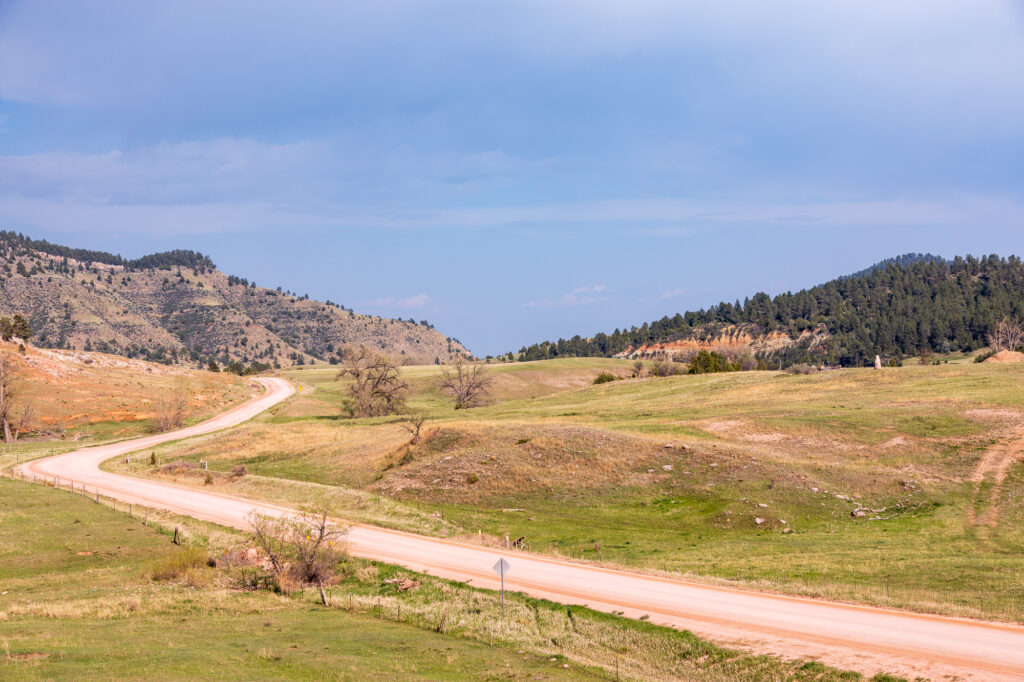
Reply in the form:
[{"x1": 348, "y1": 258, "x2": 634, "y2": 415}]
[
  {"x1": 647, "y1": 468, "x2": 656, "y2": 473},
  {"x1": 754, "y1": 517, "x2": 766, "y2": 525},
  {"x1": 835, "y1": 494, "x2": 849, "y2": 501},
  {"x1": 811, "y1": 487, "x2": 819, "y2": 493},
  {"x1": 662, "y1": 464, "x2": 673, "y2": 472},
  {"x1": 757, "y1": 503, "x2": 768, "y2": 508},
  {"x1": 783, "y1": 528, "x2": 793, "y2": 534},
  {"x1": 665, "y1": 443, "x2": 674, "y2": 449},
  {"x1": 384, "y1": 577, "x2": 421, "y2": 591}
]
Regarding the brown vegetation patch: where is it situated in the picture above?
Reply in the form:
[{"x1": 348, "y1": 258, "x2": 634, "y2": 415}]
[
  {"x1": 985, "y1": 350, "x2": 1024, "y2": 363},
  {"x1": 373, "y1": 422, "x2": 687, "y2": 503},
  {"x1": 6, "y1": 651, "x2": 49, "y2": 662}
]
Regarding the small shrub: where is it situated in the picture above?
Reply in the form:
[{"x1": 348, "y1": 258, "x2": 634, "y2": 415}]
[
  {"x1": 975, "y1": 349, "x2": 996, "y2": 363},
  {"x1": 425, "y1": 429, "x2": 461, "y2": 453},
  {"x1": 159, "y1": 459, "x2": 197, "y2": 474},
  {"x1": 786, "y1": 363, "x2": 815, "y2": 375},
  {"x1": 649, "y1": 360, "x2": 687, "y2": 377},
  {"x1": 150, "y1": 547, "x2": 210, "y2": 581},
  {"x1": 466, "y1": 472, "x2": 479, "y2": 484},
  {"x1": 204, "y1": 471, "x2": 214, "y2": 485},
  {"x1": 249, "y1": 508, "x2": 349, "y2": 589},
  {"x1": 593, "y1": 372, "x2": 615, "y2": 385},
  {"x1": 516, "y1": 438, "x2": 531, "y2": 445},
  {"x1": 149, "y1": 452, "x2": 157, "y2": 466},
  {"x1": 231, "y1": 464, "x2": 248, "y2": 477}
]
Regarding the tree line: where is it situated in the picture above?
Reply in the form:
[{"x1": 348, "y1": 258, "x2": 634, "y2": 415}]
[
  {"x1": 0, "y1": 231, "x2": 216, "y2": 271},
  {"x1": 516, "y1": 254, "x2": 1024, "y2": 367}
]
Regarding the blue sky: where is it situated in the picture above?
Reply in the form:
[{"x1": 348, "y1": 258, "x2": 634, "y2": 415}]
[{"x1": 1, "y1": 2, "x2": 1023, "y2": 355}]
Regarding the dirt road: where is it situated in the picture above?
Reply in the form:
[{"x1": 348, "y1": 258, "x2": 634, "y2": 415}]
[{"x1": 17, "y1": 378, "x2": 1024, "y2": 680}]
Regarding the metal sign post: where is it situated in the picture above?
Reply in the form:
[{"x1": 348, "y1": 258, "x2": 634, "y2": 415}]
[{"x1": 492, "y1": 558, "x2": 511, "y2": 620}]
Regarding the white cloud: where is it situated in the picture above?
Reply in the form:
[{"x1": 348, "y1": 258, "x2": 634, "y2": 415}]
[
  {"x1": 525, "y1": 284, "x2": 608, "y2": 308},
  {"x1": 361, "y1": 293, "x2": 434, "y2": 310},
  {"x1": 659, "y1": 287, "x2": 686, "y2": 300}
]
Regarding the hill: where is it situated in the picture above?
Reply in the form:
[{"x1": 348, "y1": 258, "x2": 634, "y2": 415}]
[
  {"x1": 516, "y1": 254, "x2": 1024, "y2": 367},
  {"x1": 841, "y1": 252, "x2": 948, "y2": 280},
  {"x1": 0, "y1": 231, "x2": 469, "y2": 368}
]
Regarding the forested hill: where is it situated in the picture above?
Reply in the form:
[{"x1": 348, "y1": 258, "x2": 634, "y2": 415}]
[
  {"x1": 842, "y1": 252, "x2": 948, "y2": 280},
  {"x1": 517, "y1": 254, "x2": 1024, "y2": 367},
  {"x1": 0, "y1": 231, "x2": 469, "y2": 368}
]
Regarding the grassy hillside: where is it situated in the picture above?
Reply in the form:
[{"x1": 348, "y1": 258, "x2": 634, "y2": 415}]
[
  {"x1": 113, "y1": 356, "x2": 1024, "y2": 624},
  {"x1": 0, "y1": 474, "x2": 881, "y2": 680},
  {"x1": 0, "y1": 341, "x2": 247, "y2": 460},
  {"x1": 0, "y1": 232, "x2": 469, "y2": 367}
]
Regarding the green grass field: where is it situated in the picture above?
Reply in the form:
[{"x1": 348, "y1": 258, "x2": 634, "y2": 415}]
[
  {"x1": 0, "y1": 477, "x2": 889, "y2": 681},
  {"x1": 103, "y1": 358, "x2": 1024, "y2": 624}
]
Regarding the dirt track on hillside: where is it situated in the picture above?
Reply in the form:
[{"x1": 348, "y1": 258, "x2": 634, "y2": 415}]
[
  {"x1": 16, "y1": 378, "x2": 1024, "y2": 681},
  {"x1": 968, "y1": 423, "x2": 1024, "y2": 527}
]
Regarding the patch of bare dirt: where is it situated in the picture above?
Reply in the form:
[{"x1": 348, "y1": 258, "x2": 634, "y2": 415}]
[
  {"x1": 984, "y1": 350, "x2": 1024, "y2": 363},
  {"x1": 968, "y1": 424, "x2": 1024, "y2": 527},
  {"x1": 5, "y1": 652, "x2": 49, "y2": 662},
  {"x1": 699, "y1": 419, "x2": 855, "y2": 452},
  {"x1": 965, "y1": 408, "x2": 1023, "y2": 422}
]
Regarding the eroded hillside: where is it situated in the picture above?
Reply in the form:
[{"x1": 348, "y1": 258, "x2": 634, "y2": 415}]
[{"x1": 0, "y1": 233, "x2": 468, "y2": 367}]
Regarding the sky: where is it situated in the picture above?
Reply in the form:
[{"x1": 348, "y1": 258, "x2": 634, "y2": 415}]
[{"x1": 1, "y1": 1, "x2": 1023, "y2": 355}]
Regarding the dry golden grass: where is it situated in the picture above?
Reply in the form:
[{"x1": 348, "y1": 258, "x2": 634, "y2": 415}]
[
  {"x1": 375, "y1": 420, "x2": 679, "y2": 503},
  {"x1": 138, "y1": 419, "x2": 412, "y2": 486},
  {"x1": 1, "y1": 340, "x2": 248, "y2": 440}
]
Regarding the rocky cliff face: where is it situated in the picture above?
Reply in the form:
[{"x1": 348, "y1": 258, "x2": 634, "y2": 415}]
[{"x1": 618, "y1": 324, "x2": 829, "y2": 361}]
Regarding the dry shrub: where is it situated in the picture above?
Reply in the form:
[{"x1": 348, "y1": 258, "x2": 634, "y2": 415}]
[
  {"x1": 150, "y1": 546, "x2": 210, "y2": 582},
  {"x1": 248, "y1": 507, "x2": 349, "y2": 591},
  {"x1": 159, "y1": 459, "x2": 198, "y2": 474},
  {"x1": 231, "y1": 464, "x2": 248, "y2": 477},
  {"x1": 154, "y1": 378, "x2": 191, "y2": 432}
]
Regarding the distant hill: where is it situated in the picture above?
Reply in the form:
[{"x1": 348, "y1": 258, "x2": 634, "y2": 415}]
[
  {"x1": 842, "y1": 252, "x2": 948, "y2": 280},
  {"x1": 516, "y1": 254, "x2": 1024, "y2": 367},
  {"x1": 0, "y1": 231, "x2": 469, "y2": 368}
]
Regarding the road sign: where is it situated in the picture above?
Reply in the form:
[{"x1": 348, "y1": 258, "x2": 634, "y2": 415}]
[{"x1": 493, "y1": 558, "x2": 511, "y2": 619}]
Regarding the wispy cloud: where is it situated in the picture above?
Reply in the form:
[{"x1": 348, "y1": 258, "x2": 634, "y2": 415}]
[
  {"x1": 361, "y1": 293, "x2": 434, "y2": 310},
  {"x1": 659, "y1": 287, "x2": 686, "y2": 300},
  {"x1": 524, "y1": 284, "x2": 608, "y2": 308}
]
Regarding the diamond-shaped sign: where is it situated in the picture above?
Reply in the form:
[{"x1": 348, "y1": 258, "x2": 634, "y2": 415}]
[{"x1": 493, "y1": 557, "x2": 510, "y2": 577}]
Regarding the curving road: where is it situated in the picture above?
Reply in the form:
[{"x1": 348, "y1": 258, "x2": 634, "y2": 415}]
[{"x1": 17, "y1": 377, "x2": 1024, "y2": 680}]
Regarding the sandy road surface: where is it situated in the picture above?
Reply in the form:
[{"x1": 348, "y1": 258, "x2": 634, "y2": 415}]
[{"x1": 17, "y1": 378, "x2": 1024, "y2": 680}]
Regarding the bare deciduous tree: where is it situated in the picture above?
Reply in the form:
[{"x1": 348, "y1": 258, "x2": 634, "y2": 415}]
[
  {"x1": 400, "y1": 413, "x2": 427, "y2": 444},
  {"x1": 989, "y1": 317, "x2": 1024, "y2": 352},
  {"x1": 248, "y1": 507, "x2": 348, "y2": 595},
  {"x1": 632, "y1": 359, "x2": 645, "y2": 377},
  {"x1": 335, "y1": 345, "x2": 409, "y2": 417},
  {"x1": 154, "y1": 377, "x2": 192, "y2": 432},
  {"x1": 0, "y1": 352, "x2": 31, "y2": 443},
  {"x1": 438, "y1": 358, "x2": 492, "y2": 409}
]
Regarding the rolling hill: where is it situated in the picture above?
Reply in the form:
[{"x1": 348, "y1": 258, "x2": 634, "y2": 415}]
[
  {"x1": 0, "y1": 231, "x2": 468, "y2": 368},
  {"x1": 517, "y1": 253, "x2": 1024, "y2": 367}
]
